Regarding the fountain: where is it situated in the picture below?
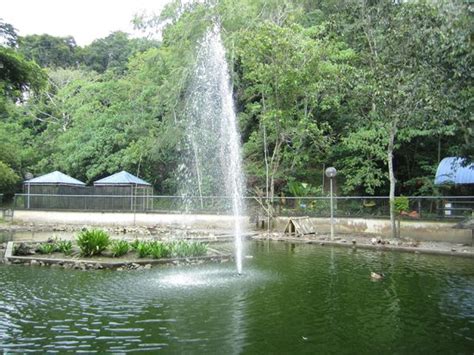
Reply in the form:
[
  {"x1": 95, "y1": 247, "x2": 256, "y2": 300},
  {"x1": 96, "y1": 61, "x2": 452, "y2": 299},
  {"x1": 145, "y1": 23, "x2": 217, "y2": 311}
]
[{"x1": 179, "y1": 23, "x2": 246, "y2": 274}]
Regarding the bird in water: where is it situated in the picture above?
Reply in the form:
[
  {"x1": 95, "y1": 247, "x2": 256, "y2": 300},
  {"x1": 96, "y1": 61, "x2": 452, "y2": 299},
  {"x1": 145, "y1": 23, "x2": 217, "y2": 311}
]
[{"x1": 370, "y1": 272, "x2": 384, "y2": 280}]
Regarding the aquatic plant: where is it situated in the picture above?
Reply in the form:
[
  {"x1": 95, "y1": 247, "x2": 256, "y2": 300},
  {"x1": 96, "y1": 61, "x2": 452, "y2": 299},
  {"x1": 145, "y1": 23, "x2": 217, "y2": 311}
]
[
  {"x1": 76, "y1": 229, "x2": 110, "y2": 257},
  {"x1": 37, "y1": 243, "x2": 56, "y2": 254},
  {"x1": 110, "y1": 240, "x2": 129, "y2": 257},
  {"x1": 136, "y1": 241, "x2": 152, "y2": 258},
  {"x1": 56, "y1": 240, "x2": 73, "y2": 255},
  {"x1": 129, "y1": 239, "x2": 140, "y2": 251},
  {"x1": 171, "y1": 240, "x2": 208, "y2": 257},
  {"x1": 149, "y1": 241, "x2": 172, "y2": 259}
]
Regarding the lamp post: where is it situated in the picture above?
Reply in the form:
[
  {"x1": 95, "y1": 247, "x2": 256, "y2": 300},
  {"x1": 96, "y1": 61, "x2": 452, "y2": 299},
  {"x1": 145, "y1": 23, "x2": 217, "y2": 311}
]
[
  {"x1": 25, "y1": 172, "x2": 33, "y2": 210},
  {"x1": 325, "y1": 167, "x2": 337, "y2": 240}
]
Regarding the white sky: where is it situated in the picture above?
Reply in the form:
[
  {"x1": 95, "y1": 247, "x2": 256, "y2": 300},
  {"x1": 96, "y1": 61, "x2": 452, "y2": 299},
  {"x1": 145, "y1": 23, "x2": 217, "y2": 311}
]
[{"x1": 1, "y1": 0, "x2": 174, "y2": 46}]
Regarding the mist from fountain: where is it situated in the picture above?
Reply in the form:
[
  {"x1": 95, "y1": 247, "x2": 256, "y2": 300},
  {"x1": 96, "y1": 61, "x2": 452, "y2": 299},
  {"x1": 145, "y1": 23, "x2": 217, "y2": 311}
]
[{"x1": 179, "y1": 24, "x2": 245, "y2": 274}]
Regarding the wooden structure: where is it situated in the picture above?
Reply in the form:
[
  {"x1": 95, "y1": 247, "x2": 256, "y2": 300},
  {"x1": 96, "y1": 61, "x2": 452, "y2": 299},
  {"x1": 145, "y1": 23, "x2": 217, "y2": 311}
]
[{"x1": 284, "y1": 217, "x2": 316, "y2": 237}]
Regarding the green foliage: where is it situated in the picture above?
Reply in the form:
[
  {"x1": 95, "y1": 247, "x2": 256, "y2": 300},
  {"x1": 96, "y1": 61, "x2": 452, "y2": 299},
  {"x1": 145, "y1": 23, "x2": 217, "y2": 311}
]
[
  {"x1": 110, "y1": 240, "x2": 130, "y2": 257},
  {"x1": 136, "y1": 241, "x2": 152, "y2": 258},
  {"x1": 76, "y1": 229, "x2": 110, "y2": 257},
  {"x1": 0, "y1": 47, "x2": 46, "y2": 105},
  {"x1": 149, "y1": 241, "x2": 172, "y2": 259},
  {"x1": 1, "y1": 0, "x2": 471, "y2": 198},
  {"x1": 394, "y1": 196, "x2": 410, "y2": 214},
  {"x1": 37, "y1": 242, "x2": 56, "y2": 254},
  {"x1": 0, "y1": 161, "x2": 19, "y2": 194},
  {"x1": 134, "y1": 240, "x2": 207, "y2": 259},
  {"x1": 170, "y1": 240, "x2": 208, "y2": 257},
  {"x1": 56, "y1": 239, "x2": 73, "y2": 255},
  {"x1": 130, "y1": 239, "x2": 141, "y2": 251},
  {"x1": 18, "y1": 34, "x2": 79, "y2": 68}
]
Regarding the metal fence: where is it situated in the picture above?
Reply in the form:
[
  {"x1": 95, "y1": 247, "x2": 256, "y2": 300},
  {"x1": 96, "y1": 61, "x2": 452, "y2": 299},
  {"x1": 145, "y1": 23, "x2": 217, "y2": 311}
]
[{"x1": 9, "y1": 193, "x2": 474, "y2": 220}]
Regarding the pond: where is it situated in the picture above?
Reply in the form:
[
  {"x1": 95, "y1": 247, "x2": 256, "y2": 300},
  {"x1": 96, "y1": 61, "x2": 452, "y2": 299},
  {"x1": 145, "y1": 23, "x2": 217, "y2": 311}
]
[{"x1": 1, "y1": 241, "x2": 473, "y2": 353}]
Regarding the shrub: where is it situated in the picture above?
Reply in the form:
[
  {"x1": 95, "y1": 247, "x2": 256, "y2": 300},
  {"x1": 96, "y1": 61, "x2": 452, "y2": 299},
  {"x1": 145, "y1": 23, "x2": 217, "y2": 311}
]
[
  {"x1": 136, "y1": 241, "x2": 152, "y2": 258},
  {"x1": 110, "y1": 240, "x2": 129, "y2": 257},
  {"x1": 130, "y1": 239, "x2": 140, "y2": 251},
  {"x1": 149, "y1": 241, "x2": 171, "y2": 259},
  {"x1": 37, "y1": 243, "x2": 56, "y2": 254},
  {"x1": 76, "y1": 229, "x2": 110, "y2": 256},
  {"x1": 56, "y1": 240, "x2": 73, "y2": 255},
  {"x1": 171, "y1": 240, "x2": 208, "y2": 257}
]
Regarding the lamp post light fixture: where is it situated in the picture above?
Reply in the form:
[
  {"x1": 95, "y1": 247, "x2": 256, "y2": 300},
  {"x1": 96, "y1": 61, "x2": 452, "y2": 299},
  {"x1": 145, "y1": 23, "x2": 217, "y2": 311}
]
[{"x1": 325, "y1": 167, "x2": 337, "y2": 240}]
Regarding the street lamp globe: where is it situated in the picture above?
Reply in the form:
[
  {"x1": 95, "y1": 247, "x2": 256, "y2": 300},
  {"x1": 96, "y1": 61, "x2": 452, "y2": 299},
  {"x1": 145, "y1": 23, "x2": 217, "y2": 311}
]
[{"x1": 325, "y1": 167, "x2": 337, "y2": 178}]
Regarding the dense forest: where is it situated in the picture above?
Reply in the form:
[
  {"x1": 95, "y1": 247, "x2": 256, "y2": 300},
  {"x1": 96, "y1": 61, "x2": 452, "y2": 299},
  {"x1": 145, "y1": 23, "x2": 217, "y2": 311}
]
[{"x1": 0, "y1": 0, "x2": 472, "y2": 200}]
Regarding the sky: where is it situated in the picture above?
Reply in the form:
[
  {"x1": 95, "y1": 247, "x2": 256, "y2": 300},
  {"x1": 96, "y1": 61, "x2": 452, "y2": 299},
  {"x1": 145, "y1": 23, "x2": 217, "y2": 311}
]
[{"x1": 1, "y1": 0, "x2": 174, "y2": 46}]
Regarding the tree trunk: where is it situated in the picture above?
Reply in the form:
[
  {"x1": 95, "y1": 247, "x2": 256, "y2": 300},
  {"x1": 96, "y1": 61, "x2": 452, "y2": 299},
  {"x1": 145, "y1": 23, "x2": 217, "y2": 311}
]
[{"x1": 388, "y1": 123, "x2": 397, "y2": 239}]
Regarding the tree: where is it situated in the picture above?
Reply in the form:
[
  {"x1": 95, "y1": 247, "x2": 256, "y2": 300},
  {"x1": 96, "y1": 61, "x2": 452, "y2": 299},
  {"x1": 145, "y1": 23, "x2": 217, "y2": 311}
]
[
  {"x1": 81, "y1": 31, "x2": 157, "y2": 74},
  {"x1": 236, "y1": 22, "x2": 354, "y2": 221},
  {"x1": 18, "y1": 34, "x2": 79, "y2": 68}
]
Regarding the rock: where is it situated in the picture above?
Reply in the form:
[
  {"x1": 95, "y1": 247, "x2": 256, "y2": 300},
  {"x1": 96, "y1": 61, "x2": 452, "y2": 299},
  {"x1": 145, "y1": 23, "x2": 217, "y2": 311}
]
[
  {"x1": 451, "y1": 248, "x2": 456, "y2": 252},
  {"x1": 30, "y1": 259, "x2": 38, "y2": 266},
  {"x1": 352, "y1": 239, "x2": 356, "y2": 245},
  {"x1": 144, "y1": 264, "x2": 152, "y2": 269},
  {"x1": 117, "y1": 267, "x2": 124, "y2": 271},
  {"x1": 319, "y1": 242, "x2": 325, "y2": 246},
  {"x1": 340, "y1": 239, "x2": 347, "y2": 243},
  {"x1": 371, "y1": 238, "x2": 377, "y2": 245}
]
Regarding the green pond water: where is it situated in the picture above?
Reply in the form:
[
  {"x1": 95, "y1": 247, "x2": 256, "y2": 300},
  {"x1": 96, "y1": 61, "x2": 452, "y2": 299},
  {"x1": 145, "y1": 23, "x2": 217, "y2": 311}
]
[{"x1": 0, "y1": 241, "x2": 473, "y2": 353}]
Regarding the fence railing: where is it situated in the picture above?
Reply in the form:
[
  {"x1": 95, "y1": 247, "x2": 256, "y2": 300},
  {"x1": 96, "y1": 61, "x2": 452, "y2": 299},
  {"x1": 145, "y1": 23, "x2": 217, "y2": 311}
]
[{"x1": 8, "y1": 193, "x2": 474, "y2": 220}]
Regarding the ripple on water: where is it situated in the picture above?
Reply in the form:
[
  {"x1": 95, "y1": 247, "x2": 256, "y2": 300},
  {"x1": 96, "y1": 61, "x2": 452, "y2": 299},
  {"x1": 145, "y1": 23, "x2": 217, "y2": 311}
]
[{"x1": 0, "y1": 243, "x2": 473, "y2": 353}]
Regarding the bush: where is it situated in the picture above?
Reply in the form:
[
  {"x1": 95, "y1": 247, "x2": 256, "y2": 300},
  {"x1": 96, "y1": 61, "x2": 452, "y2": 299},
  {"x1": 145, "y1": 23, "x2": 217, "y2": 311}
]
[
  {"x1": 37, "y1": 242, "x2": 56, "y2": 254},
  {"x1": 110, "y1": 240, "x2": 129, "y2": 257},
  {"x1": 149, "y1": 241, "x2": 171, "y2": 259},
  {"x1": 76, "y1": 229, "x2": 110, "y2": 256},
  {"x1": 136, "y1": 241, "x2": 152, "y2": 258},
  {"x1": 171, "y1": 240, "x2": 208, "y2": 257},
  {"x1": 134, "y1": 240, "x2": 207, "y2": 259},
  {"x1": 56, "y1": 240, "x2": 73, "y2": 255},
  {"x1": 130, "y1": 239, "x2": 140, "y2": 251}
]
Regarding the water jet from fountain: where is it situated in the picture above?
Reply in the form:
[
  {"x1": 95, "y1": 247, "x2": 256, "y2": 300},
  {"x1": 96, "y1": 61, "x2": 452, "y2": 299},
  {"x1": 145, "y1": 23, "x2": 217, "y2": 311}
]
[{"x1": 179, "y1": 23, "x2": 246, "y2": 274}]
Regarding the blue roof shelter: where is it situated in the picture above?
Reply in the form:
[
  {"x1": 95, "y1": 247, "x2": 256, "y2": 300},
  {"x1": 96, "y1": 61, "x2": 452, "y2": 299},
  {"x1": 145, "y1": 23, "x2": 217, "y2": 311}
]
[
  {"x1": 23, "y1": 171, "x2": 86, "y2": 209},
  {"x1": 25, "y1": 171, "x2": 85, "y2": 186},
  {"x1": 93, "y1": 171, "x2": 153, "y2": 211},
  {"x1": 94, "y1": 171, "x2": 151, "y2": 186},
  {"x1": 434, "y1": 157, "x2": 474, "y2": 185}
]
